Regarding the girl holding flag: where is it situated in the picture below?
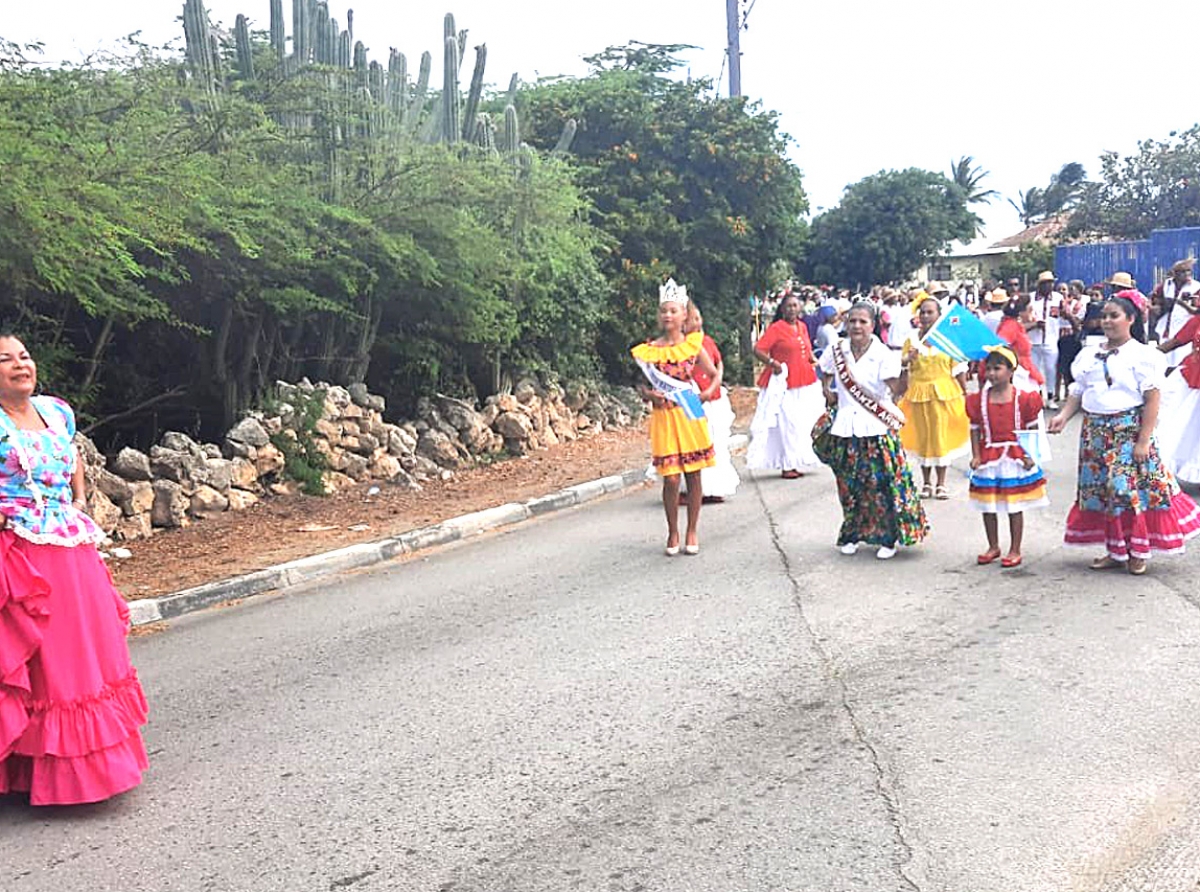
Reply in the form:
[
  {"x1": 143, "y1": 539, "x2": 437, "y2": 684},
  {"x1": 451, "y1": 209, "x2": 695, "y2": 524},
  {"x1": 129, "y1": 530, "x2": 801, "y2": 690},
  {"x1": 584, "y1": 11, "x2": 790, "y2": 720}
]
[
  {"x1": 899, "y1": 297, "x2": 969, "y2": 499},
  {"x1": 632, "y1": 279, "x2": 719, "y2": 556}
]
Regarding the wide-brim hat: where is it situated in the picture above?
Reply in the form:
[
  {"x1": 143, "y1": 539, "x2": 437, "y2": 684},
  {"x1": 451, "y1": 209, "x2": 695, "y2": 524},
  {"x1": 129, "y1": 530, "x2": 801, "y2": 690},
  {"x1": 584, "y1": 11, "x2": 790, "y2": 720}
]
[
  {"x1": 1036, "y1": 270, "x2": 1055, "y2": 283},
  {"x1": 927, "y1": 281, "x2": 949, "y2": 294},
  {"x1": 1171, "y1": 257, "x2": 1196, "y2": 275},
  {"x1": 986, "y1": 288, "x2": 1010, "y2": 305},
  {"x1": 1106, "y1": 271, "x2": 1136, "y2": 289}
]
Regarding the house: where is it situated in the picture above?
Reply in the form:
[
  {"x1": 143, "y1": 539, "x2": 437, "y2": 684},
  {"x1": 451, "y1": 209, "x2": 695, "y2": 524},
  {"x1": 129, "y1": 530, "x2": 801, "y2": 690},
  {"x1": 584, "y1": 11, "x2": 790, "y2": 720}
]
[{"x1": 915, "y1": 217, "x2": 1068, "y2": 289}]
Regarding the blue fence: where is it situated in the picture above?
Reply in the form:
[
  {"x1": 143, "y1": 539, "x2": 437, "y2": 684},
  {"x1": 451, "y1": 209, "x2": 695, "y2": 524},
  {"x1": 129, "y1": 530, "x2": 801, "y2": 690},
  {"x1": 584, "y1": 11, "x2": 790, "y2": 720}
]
[{"x1": 1055, "y1": 227, "x2": 1200, "y2": 290}]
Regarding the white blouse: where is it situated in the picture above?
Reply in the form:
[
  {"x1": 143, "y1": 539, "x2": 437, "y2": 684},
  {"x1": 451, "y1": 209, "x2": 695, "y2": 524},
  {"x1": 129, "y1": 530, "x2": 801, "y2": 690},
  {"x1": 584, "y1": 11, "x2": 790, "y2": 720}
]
[
  {"x1": 818, "y1": 336, "x2": 904, "y2": 437},
  {"x1": 1068, "y1": 340, "x2": 1165, "y2": 415}
]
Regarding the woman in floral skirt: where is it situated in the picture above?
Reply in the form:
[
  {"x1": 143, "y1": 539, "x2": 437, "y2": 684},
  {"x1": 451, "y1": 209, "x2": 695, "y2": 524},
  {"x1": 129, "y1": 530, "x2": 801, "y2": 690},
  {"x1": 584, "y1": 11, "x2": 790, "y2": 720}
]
[{"x1": 1048, "y1": 293, "x2": 1200, "y2": 574}]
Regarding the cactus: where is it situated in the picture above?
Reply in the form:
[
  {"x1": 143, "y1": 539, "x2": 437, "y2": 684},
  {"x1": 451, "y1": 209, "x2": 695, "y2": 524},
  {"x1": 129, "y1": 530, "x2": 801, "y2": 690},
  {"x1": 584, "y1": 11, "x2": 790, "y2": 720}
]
[
  {"x1": 441, "y1": 36, "x2": 461, "y2": 144},
  {"x1": 182, "y1": 0, "x2": 217, "y2": 93},
  {"x1": 501, "y1": 104, "x2": 520, "y2": 155},
  {"x1": 443, "y1": 12, "x2": 456, "y2": 43},
  {"x1": 421, "y1": 94, "x2": 443, "y2": 143},
  {"x1": 312, "y1": 2, "x2": 330, "y2": 64},
  {"x1": 368, "y1": 60, "x2": 384, "y2": 104},
  {"x1": 553, "y1": 119, "x2": 577, "y2": 156},
  {"x1": 353, "y1": 40, "x2": 367, "y2": 88},
  {"x1": 461, "y1": 44, "x2": 486, "y2": 144},
  {"x1": 403, "y1": 50, "x2": 431, "y2": 137},
  {"x1": 292, "y1": 0, "x2": 307, "y2": 63},
  {"x1": 338, "y1": 29, "x2": 350, "y2": 68},
  {"x1": 474, "y1": 112, "x2": 496, "y2": 153},
  {"x1": 234, "y1": 14, "x2": 254, "y2": 80},
  {"x1": 504, "y1": 72, "x2": 519, "y2": 109},
  {"x1": 269, "y1": 0, "x2": 286, "y2": 58},
  {"x1": 387, "y1": 49, "x2": 407, "y2": 120}
]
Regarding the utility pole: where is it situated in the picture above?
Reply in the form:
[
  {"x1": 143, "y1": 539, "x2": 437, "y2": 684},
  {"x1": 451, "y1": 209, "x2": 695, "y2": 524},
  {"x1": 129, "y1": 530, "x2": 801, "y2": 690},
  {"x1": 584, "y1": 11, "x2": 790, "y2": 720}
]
[{"x1": 726, "y1": 0, "x2": 742, "y2": 97}]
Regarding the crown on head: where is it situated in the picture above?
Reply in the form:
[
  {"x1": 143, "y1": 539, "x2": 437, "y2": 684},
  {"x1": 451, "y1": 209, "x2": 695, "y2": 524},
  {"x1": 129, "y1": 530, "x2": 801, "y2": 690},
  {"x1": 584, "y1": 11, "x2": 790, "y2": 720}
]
[{"x1": 659, "y1": 278, "x2": 689, "y2": 306}]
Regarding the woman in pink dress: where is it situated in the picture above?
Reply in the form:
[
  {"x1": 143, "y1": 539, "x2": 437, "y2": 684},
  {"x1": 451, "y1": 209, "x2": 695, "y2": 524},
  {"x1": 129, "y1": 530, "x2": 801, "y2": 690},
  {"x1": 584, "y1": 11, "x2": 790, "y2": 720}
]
[{"x1": 0, "y1": 333, "x2": 148, "y2": 805}]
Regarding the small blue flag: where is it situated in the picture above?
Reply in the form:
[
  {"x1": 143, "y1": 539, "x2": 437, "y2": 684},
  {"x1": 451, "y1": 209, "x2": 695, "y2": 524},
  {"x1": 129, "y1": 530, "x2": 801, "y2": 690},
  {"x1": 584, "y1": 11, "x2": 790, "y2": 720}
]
[{"x1": 923, "y1": 304, "x2": 998, "y2": 362}]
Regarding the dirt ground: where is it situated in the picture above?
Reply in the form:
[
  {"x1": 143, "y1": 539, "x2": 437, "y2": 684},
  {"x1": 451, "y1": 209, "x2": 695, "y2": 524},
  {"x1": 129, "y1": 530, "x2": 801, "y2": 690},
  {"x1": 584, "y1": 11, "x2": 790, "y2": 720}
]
[{"x1": 109, "y1": 387, "x2": 758, "y2": 601}]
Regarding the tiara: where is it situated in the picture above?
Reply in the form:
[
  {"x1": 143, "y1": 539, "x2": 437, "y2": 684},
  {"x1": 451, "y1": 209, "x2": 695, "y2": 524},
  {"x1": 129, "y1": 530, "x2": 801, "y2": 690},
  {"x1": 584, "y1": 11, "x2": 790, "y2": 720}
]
[{"x1": 659, "y1": 278, "x2": 689, "y2": 306}]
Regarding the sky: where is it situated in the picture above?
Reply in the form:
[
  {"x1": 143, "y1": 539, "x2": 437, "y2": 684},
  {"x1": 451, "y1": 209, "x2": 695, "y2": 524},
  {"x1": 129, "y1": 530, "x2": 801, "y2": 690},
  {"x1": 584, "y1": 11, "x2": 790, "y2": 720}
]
[{"x1": 6, "y1": 0, "x2": 1197, "y2": 247}]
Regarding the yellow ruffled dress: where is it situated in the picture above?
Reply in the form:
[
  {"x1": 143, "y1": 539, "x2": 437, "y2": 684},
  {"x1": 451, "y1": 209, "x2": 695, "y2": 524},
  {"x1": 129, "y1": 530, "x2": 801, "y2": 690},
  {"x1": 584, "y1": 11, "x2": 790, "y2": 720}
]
[
  {"x1": 899, "y1": 337, "x2": 970, "y2": 467},
  {"x1": 631, "y1": 332, "x2": 716, "y2": 477}
]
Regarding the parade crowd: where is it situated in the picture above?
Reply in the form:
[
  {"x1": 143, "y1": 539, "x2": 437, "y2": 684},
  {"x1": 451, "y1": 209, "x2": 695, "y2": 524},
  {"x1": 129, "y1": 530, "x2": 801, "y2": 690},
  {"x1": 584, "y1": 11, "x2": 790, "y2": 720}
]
[{"x1": 634, "y1": 259, "x2": 1200, "y2": 574}]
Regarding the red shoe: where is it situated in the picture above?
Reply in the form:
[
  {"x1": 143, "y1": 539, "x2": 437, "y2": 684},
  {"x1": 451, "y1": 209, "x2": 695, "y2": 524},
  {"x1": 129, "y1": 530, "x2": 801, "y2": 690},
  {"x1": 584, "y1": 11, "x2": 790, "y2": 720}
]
[
  {"x1": 781, "y1": 470, "x2": 803, "y2": 479},
  {"x1": 1001, "y1": 554, "x2": 1022, "y2": 568},
  {"x1": 977, "y1": 549, "x2": 1001, "y2": 565}
]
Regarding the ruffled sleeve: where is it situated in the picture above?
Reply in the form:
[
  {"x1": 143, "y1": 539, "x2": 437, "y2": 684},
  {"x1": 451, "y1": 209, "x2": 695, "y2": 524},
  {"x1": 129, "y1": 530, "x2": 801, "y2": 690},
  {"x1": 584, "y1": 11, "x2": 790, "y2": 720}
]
[
  {"x1": 1017, "y1": 390, "x2": 1044, "y2": 428},
  {"x1": 630, "y1": 331, "x2": 704, "y2": 364},
  {"x1": 965, "y1": 392, "x2": 982, "y2": 428},
  {"x1": 1132, "y1": 343, "x2": 1167, "y2": 393}
]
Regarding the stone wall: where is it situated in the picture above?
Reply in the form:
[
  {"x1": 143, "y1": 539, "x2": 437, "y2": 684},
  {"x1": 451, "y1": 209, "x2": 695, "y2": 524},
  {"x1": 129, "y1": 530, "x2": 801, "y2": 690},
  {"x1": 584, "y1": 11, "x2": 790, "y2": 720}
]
[{"x1": 78, "y1": 379, "x2": 644, "y2": 543}]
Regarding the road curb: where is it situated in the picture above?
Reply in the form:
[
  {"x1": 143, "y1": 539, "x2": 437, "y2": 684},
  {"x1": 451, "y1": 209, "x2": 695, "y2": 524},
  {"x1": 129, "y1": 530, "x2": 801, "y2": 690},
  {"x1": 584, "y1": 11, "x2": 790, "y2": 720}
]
[{"x1": 128, "y1": 463, "x2": 655, "y2": 627}]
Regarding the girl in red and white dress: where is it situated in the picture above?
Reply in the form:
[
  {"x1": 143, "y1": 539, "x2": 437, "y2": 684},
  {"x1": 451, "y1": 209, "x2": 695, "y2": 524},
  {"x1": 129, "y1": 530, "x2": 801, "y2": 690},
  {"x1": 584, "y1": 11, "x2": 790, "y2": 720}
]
[
  {"x1": 685, "y1": 303, "x2": 740, "y2": 501},
  {"x1": 1155, "y1": 310, "x2": 1200, "y2": 484},
  {"x1": 966, "y1": 347, "x2": 1049, "y2": 568}
]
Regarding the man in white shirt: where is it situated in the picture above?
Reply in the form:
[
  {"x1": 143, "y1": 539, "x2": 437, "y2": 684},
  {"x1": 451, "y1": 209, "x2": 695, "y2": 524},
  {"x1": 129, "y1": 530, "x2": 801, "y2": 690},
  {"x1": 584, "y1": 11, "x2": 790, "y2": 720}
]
[
  {"x1": 981, "y1": 287, "x2": 1008, "y2": 333},
  {"x1": 1153, "y1": 258, "x2": 1200, "y2": 370},
  {"x1": 1026, "y1": 270, "x2": 1063, "y2": 406}
]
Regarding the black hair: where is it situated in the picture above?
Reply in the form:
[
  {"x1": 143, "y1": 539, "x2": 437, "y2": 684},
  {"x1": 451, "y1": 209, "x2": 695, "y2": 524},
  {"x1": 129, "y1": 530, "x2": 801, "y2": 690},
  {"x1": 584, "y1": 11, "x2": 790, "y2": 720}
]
[
  {"x1": 772, "y1": 293, "x2": 800, "y2": 322},
  {"x1": 1103, "y1": 297, "x2": 1148, "y2": 343},
  {"x1": 984, "y1": 349, "x2": 1016, "y2": 369},
  {"x1": 1002, "y1": 295, "x2": 1029, "y2": 318}
]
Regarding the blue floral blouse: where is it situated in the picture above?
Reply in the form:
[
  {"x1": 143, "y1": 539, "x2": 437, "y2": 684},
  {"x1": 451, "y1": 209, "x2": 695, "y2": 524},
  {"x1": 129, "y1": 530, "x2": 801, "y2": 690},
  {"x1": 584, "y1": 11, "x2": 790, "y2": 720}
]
[{"x1": 0, "y1": 396, "x2": 104, "y2": 546}]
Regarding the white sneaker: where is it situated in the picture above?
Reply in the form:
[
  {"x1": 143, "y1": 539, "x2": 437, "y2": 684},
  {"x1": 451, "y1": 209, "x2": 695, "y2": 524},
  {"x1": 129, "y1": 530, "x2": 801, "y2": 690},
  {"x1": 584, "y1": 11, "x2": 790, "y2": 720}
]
[
  {"x1": 839, "y1": 542, "x2": 859, "y2": 555},
  {"x1": 876, "y1": 544, "x2": 897, "y2": 560}
]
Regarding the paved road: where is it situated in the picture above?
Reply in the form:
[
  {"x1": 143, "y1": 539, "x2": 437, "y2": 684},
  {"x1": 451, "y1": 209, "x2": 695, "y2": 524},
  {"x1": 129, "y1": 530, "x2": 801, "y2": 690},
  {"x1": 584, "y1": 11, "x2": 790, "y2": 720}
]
[{"x1": 5, "y1": 428, "x2": 1200, "y2": 892}]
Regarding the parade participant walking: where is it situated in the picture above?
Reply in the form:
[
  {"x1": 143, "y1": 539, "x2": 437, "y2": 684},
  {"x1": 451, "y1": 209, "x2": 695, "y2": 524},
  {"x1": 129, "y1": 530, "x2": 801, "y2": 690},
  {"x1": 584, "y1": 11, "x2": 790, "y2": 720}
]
[
  {"x1": 981, "y1": 287, "x2": 1008, "y2": 333},
  {"x1": 632, "y1": 280, "x2": 720, "y2": 555},
  {"x1": 899, "y1": 297, "x2": 969, "y2": 499},
  {"x1": 0, "y1": 334, "x2": 149, "y2": 806},
  {"x1": 993, "y1": 296, "x2": 1044, "y2": 391},
  {"x1": 1154, "y1": 305, "x2": 1200, "y2": 484},
  {"x1": 684, "y1": 303, "x2": 740, "y2": 502},
  {"x1": 1027, "y1": 271, "x2": 1063, "y2": 406},
  {"x1": 748, "y1": 293, "x2": 825, "y2": 479},
  {"x1": 1048, "y1": 294, "x2": 1200, "y2": 574},
  {"x1": 1151, "y1": 259, "x2": 1199, "y2": 370},
  {"x1": 815, "y1": 303, "x2": 928, "y2": 560},
  {"x1": 967, "y1": 347, "x2": 1049, "y2": 568}
]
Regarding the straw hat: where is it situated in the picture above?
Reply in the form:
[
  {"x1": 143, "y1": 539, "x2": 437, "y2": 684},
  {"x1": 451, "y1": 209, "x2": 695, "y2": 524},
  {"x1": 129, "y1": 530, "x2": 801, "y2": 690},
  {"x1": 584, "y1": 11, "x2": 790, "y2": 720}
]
[
  {"x1": 986, "y1": 288, "x2": 1010, "y2": 305},
  {"x1": 1036, "y1": 270, "x2": 1055, "y2": 283},
  {"x1": 1171, "y1": 258, "x2": 1196, "y2": 275},
  {"x1": 1107, "y1": 271, "x2": 1136, "y2": 289},
  {"x1": 927, "y1": 281, "x2": 950, "y2": 295}
]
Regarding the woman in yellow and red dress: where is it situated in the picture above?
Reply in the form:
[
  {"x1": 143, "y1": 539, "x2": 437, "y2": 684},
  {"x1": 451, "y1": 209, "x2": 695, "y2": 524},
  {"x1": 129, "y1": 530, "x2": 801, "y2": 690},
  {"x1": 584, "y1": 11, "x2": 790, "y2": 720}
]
[{"x1": 632, "y1": 280, "x2": 719, "y2": 556}]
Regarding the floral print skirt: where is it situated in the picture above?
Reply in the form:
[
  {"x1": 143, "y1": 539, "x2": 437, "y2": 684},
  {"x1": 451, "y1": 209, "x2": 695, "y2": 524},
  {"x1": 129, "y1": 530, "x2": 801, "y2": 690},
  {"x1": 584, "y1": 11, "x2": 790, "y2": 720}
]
[
  {"x1": 826, "y1": 433, "x2": 929, "y2": 547},
  {"x1": 1064, "y1": 409, "x2": 1200, "y2": 560}
]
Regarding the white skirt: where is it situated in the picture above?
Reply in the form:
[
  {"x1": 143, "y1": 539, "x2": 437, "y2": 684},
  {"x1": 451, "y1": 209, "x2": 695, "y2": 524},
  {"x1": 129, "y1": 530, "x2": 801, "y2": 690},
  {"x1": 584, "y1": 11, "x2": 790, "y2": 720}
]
[
  {"x1": 1014, "y1": 366, "x2": 1053, "y2": 465},
  {"x1": 747, "y1": 381, "x2": 825, "y2": 471},
  {"x1": 1157, "y1": 374, "x2": 1200, "y2": 484},
  {"x1": 697, "y1": 388, "x2": 740, "y2": 497}
]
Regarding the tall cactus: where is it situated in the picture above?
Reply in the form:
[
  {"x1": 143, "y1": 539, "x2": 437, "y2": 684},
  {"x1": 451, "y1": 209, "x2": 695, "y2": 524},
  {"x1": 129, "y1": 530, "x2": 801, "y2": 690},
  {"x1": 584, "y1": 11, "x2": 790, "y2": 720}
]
[
  {"x1": 269, "y1": 0, "x2": 286, "y2": 59},
  {"x1": 461, "y1": 44, "x2": 486, "y2": 144},
  {"x1": 474, "y1": 112, "x2": 497, "y2": 154},
  {"x1": 441, "y1": 36, "x2": 461, "y2": 144},
  {"x1": 501, "y1": 104, "x2": 520, "y2": 155},
  {"x1": 338, "y1": 29, "x2": 351, "y2": 68},
  {"x1": 387, "y1": 49, "x2": 407, "y2": 120},
  {"x1": 353, "y1": 40, "x2": 368, "y2": 88},
  {"x1": 292, "y1": 0, "x2": 307, "y2": 63},
  {"x1": 553, "y1": 119, "x2": 577, "y2": 156},
  {"x1": 504, "y1": 72, "x2": 519, "y2": 109},
  {"x1": 234, "y1": 14, "x2": 255, "y2": 80},
  {"x1": 182, "y1": 0, "x2": 218, "y2": 94},
  {"x1": 403, "y1": 50, "x2": 431, "y2": 137},
  {"x1": 443, "y1": 12, "x2": 456, "y2": 43}
]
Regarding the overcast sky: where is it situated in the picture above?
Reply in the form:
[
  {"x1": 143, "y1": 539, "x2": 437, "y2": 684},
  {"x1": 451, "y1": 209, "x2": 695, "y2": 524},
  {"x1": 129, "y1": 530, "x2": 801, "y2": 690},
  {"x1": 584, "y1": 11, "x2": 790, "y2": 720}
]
[{"x1": 7, "y1": 0, "x2": 1196, "y2": 246}]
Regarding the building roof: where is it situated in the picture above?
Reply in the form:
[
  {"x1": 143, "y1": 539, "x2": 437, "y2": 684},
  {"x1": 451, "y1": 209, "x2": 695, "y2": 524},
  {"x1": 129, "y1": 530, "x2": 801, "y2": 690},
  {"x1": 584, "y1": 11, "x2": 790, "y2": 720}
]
[{"x1": 988, "y1": 217, "x2": 1068, "y2": 249}]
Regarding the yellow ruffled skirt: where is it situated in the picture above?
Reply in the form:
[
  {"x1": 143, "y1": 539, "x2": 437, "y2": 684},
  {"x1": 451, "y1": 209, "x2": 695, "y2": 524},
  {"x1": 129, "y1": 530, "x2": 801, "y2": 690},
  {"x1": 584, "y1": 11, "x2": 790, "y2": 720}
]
[{"x1": 650, "y1": 405, "x2": 716, "y2": 476}]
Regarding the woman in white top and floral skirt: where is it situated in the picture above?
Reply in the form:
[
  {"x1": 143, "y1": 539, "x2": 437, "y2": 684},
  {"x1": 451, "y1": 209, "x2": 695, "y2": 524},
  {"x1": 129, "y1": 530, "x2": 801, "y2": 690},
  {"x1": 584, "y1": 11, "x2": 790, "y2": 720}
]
[
  {"x1": 815, "y1": 303, "x2": 929, "y2": 560},
  {"x1": 1048, "y1": 292, "x2": 1200, "y2": 575}
]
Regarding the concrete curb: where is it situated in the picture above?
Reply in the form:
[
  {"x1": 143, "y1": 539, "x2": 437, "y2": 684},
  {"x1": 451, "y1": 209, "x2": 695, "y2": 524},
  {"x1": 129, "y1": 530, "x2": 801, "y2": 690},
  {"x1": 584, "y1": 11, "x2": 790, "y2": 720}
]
[{"x1": 128, "y1": 464, "x2": 656, "y2": 627}]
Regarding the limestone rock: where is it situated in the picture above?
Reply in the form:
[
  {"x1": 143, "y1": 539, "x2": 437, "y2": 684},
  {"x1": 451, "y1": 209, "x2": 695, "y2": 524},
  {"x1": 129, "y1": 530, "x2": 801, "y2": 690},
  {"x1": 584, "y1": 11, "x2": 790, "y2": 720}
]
[
  {"x1": 151, "y1": 480, "x2": 189, "y2": 528},
  {"x1": 86, "y1": 490, "x2": 122, "y2": 533},
  {"x1": 113, "y1": 513, "x2": 152, "y2": 542},
  {"x1": 227, "y1": 417, "x2": 270, "y2": 448},
  {"x1": 325, "y1": 385, "x2": 352, "y2": 409},
  {"x1": 387, "y1": 427, "x2": 416, "y2": 457},
  {"x1": 494, "y1": 411, "x2": 533, "y2": 441},
  {"x1": 348, "y1": 381, "x2": 371, "y2": 408},
  {"x1": 313, "y1": 418, "x2": 339, "y2": 439},
  {"x1": 416, "y1": 429, "x2": 460, "y2": 469},
  {"x1": 223, "y1": 440, "x2": 257, "y2": 461},
  {"x1": 203, "y1": 443, "x2": 223, "y2": 460},
  {"x1": 230, "y1": 457, "x2": 258, "y2": 490},
  {"x1": 195, "y1": 458, "x2": 233, "y2": 493},
  {"x1": 368, "y1": 454, "x2": 402, "y2": 480},
  {"x1": 343, "y1": 453, "x2": 370, "y2": 482},
  {"x1": 189, "y1": 485, "x2": 229, "y2": 517},
  {"x1": 161, "y1": 431, "x2": 202, "y2": 455},
  {"x1": 149, "y1": 446, "x2": 205, "y2": 487},
  {"x1": 226, "y1": 489, "x2": 259, "y2": 511},
  {"x1": 515, "y1": 379, "x2": 539, "y2": 404},
  {"x1": 126, "y1": 482, "x2": 154, "y2": 516},
  {"x1": 112, "y1": 447, "x2": 152, "y2": 481},
  {"x1": 321, "y1": 471, "x2": 357, "y2": 493},
  {"x1": 254, "y1": 443, "x2": 285, "y2": 477},
  {"x1": 95, "y1": 468, "x2": 133, "y2": 506}
]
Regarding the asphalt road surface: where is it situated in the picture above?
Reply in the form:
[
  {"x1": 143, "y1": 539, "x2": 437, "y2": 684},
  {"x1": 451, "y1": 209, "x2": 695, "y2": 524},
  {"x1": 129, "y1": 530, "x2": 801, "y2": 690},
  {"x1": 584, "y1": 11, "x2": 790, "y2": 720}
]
[{"x1": 4, "y1": 426, "x2": 1200, "y2": 892}]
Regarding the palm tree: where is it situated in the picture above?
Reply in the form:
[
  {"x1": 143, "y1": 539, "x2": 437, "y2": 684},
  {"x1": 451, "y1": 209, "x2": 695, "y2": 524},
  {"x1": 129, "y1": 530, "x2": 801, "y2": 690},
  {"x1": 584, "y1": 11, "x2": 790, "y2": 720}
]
[
  {"x1": 1008, "y1": 187, "x2": 1045, "y2": 227},
  {"x1": 950, "y1": 156, "x2": 999, "y2": 205},
  {"x1": 1042, "y1": 162, "x2": 1087, "y2": 216}
]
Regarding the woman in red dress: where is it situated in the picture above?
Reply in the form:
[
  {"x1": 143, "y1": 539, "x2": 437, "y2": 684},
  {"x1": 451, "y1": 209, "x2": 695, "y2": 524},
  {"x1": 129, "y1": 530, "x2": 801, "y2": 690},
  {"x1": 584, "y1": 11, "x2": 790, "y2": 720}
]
[
  {"x1": 747, "y1": 294, "x2": 825, "y2": 478},
  {"x1": 992, "y1": 296, "x2": 1044, "y2": 392},
  {"x1": 1155, "y1": 309, "x2": 1200, "y2": 484}
]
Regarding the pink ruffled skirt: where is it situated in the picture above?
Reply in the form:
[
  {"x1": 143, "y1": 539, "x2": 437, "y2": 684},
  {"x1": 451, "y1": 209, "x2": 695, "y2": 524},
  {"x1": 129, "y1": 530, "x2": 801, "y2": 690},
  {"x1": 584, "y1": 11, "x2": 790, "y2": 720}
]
[{"x1": 1, "y1": 532, "x2": 148, "y2": 805}]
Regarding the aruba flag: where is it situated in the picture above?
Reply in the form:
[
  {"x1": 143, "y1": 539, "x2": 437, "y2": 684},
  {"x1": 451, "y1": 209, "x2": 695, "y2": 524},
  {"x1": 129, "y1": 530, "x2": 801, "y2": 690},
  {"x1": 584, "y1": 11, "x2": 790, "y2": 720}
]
[{"x1": 922, "y1": 304, "x2": 998, "y2": 362}]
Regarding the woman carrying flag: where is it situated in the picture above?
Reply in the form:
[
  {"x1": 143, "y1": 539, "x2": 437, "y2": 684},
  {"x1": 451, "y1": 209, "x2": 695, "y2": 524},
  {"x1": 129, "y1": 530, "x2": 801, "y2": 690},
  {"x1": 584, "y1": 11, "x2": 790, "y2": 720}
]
[
  {"x1": 899, "y1": 297, "x2": 969, "y2": 499},
  {"x1": 632, "y1": 279, "x2": 719, "y2": 556}
]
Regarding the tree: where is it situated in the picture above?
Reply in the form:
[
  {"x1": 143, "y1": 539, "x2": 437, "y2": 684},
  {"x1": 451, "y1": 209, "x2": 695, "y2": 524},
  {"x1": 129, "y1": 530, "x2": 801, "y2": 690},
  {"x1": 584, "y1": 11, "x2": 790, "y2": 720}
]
[
  {"x1": 803, "y1": 169, "x2": 975, "y2": 288},
  {"x1": 1007, "y1": 162, "x2": 1087, "y2": 226},
  {"x1": 1067, "y1": 126, "x2": 1200, "y2": 240},
  {"x1": 519, "y1": 43, "x2": 808, "y2": 383},
  {"x1": 1008, "y1": 188, "x2": 1045, "y2": 226},
  {"x1": 950, "y1": 156, "x2": 997, "y2": 236}
]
